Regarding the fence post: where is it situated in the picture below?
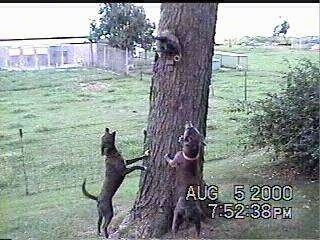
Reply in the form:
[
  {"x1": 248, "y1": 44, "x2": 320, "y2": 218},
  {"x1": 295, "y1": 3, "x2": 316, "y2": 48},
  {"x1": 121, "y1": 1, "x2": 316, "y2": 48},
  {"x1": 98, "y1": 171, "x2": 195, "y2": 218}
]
[
  {"x1": 47, "y1": 46, "x2": 51, "y2": 68},
  {"x1": 34, "y1": 47, "x2": 39, "y2": 70},
  {"x1": 106, "y1": 46, "x2": 109, "y2": 69},
  {"x1": 60, "y1": 45, "x2": 64, "y2": 67},
  {"x1": 244, "y1": 70, "x2": 247, "y2": 102},
  {"x1": 19, "y1": 128, "x2": 29, "y2": 195},
  {"x1": 125, "y1": 47, "x2": 129, "y2": 76},
  {"x1": 19, "y1": 47, "x2": 23, "y2": 70},
  {"x1": 90, "y1": 41, "x2": 94, "y2": 67},
  {"x1": 103, "y1": 44, "x2": 106, "y2": 68},
  {"x1": 5, "y1": 48, "x2": 9, "y2": 68}
]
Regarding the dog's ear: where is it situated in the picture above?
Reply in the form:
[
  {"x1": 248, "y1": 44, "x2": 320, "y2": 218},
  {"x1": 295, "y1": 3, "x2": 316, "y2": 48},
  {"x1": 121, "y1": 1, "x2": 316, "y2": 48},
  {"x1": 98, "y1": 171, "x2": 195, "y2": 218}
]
[
  {"x1": 112, "y1": 131, "x2": 116, "y2": 137},
  {"x1": 105, "y1": 128, "x2": 109, "y2": 133}
]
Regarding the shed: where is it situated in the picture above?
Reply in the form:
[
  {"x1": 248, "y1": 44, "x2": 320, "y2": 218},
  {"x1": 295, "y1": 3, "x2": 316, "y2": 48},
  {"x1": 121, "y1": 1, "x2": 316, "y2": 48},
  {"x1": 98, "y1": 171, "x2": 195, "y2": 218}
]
[
  {"x1": 49, "y1": 44, "x2": 74, "y2": 66},
  {"x1": 212, "y1": 57, "x2": 221, "y2": 71},
  {"x1": 214, "y1": 51, "x2": 248, "y2": 70},
  {"x1": 0, "y1": 47, "x2": 8, "y2": 68}
]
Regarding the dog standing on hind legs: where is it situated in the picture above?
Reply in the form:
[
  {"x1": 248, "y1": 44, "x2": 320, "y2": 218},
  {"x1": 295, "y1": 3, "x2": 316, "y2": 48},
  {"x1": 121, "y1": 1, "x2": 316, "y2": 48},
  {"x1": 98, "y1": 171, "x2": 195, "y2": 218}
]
[
  {"x1": 82, "y1": 127, "x2": 149, "y2": 238},
  {"x1": 164, "y1": 121, "x2": 205, "y2": 238}
]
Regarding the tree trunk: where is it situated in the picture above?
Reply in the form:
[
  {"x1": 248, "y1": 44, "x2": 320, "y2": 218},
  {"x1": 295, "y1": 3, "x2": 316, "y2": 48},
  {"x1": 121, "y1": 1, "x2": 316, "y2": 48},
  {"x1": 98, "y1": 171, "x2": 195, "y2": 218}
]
[{"x1": 117, "y1": 3, "x2": 218, "y2": 238}]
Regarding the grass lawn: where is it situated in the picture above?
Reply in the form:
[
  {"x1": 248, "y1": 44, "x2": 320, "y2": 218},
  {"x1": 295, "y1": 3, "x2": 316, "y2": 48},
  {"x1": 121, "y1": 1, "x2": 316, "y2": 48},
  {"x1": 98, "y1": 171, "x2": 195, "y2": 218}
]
[{"x1": 0, "y1": 46, "x2": 319, "y2": 239}]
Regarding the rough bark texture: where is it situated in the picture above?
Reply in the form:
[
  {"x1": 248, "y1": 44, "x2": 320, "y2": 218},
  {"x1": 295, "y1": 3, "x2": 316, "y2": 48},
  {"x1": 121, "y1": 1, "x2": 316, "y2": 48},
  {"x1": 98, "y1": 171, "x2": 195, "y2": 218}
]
[{"x1": 117, "y1": 3, "x2": 218, "y2": 238}]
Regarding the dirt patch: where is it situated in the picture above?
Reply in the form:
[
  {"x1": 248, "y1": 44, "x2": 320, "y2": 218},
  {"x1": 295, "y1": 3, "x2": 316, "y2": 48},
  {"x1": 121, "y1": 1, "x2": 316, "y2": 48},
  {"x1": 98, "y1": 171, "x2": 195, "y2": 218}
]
[{"x1": 79, "y1": 82, "x2": 108, "y2": 92}]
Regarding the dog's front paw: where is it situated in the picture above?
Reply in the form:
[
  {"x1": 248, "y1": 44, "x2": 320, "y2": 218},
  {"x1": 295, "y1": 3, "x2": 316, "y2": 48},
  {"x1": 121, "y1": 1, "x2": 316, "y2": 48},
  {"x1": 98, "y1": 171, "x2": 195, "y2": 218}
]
[
  {"x1": 164, "y1": 153, "x2": 173, "y2": 161},
  {"x1": 144, "y1": 149, "x2": 150, "y2": 157}
]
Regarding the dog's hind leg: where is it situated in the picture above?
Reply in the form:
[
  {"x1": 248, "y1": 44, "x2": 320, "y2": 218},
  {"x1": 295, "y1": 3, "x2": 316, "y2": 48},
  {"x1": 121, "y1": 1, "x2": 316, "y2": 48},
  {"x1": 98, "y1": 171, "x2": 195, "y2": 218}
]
[
  {"x1": 195, "y1": 220, "x2": 201, "y2": 238},
  {"x1": 172, "y1": 198, "x2": 185, "y2": 234},
  {"x1": 103, "y1": 212, "x2": 113, "y2": 238},
  {"x1": 172, "y1": 211, "x2": 184, "y2": 234},
  {"x1": 189, "y1": 211, "x2": 201, "y2": 238},
  {"x1": 125, "y1": 166, "x2": 147, "y2": 175},
  {"x1": 102, "y1": 202, "x2": 114, "y2": 239},
  {"x1": 97, "y1": 211, "x2": 103, "y2": 236},
  {"x1": 190, "y1": 212, "x2": 201, "y2": 238}
]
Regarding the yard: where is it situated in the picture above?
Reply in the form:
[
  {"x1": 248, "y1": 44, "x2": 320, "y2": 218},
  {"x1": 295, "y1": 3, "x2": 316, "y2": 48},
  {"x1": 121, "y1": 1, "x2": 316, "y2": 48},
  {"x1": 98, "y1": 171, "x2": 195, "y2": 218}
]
[{"x1": 0, "y1": 46, "x2": 319, "y2": 239}]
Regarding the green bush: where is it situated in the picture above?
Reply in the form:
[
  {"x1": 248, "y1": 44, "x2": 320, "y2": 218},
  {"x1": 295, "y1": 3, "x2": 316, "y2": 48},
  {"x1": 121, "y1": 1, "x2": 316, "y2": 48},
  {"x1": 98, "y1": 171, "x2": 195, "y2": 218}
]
[{"x1": 246, "y1": 59, "x2": 319, "y2": 173}]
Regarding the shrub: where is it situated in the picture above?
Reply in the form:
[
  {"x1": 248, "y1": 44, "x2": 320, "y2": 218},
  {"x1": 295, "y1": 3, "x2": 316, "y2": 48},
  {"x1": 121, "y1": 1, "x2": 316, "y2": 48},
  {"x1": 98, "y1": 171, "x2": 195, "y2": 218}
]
[{"x1": 245, "y1": 59, "x2": 319, "y2": 173}]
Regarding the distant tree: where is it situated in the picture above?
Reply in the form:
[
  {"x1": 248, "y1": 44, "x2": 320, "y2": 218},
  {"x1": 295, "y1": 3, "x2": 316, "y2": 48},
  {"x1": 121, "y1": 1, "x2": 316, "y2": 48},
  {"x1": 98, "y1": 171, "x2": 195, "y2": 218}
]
[
  {"x1": 89, "y1": 3, "x2": 156, "y2": 52},
  {"x1": 273, "y1": 19, "x2": 290, "y2": 37},
  {"x1": 139, "y1": 20, "x2": 156, "y2": 52}
]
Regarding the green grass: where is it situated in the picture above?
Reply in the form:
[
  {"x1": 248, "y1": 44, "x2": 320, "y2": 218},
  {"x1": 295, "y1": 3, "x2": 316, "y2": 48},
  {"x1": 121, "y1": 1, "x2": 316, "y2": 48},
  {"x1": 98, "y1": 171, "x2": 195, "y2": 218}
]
[{"x1": 0, "y1": 46, "x2": 319, "y2": 239}]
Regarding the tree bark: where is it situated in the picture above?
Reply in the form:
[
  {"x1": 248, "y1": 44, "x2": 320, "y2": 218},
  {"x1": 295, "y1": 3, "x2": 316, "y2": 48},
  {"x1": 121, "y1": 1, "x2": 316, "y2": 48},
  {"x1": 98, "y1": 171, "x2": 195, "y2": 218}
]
[{"x1": 117, "y1": 3, "x2": 218, "y2": 238}]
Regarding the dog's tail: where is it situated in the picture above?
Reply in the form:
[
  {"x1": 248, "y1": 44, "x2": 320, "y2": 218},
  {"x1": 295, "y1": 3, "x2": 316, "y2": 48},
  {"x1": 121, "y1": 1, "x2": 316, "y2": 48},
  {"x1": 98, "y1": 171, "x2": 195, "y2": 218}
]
[{"x1": 82, "y1": 178, "x2": 98, "y2": 201}]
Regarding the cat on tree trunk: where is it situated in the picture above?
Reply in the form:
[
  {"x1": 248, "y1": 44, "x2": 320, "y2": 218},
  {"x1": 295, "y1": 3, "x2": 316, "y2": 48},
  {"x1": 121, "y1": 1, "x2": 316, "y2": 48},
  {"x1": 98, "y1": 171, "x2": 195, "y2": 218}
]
[{"x1": 114, "y1": 3, "x2": 219, "y2": 238}]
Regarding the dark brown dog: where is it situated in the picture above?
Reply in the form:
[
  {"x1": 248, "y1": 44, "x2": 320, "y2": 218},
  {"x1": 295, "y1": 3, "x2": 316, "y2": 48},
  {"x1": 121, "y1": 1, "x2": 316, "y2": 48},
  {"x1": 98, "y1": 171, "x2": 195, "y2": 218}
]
[
  {"x1": 164, "y1": 121, "x2": 205, "y2": 237},
  {"x1": 82, "y1": 127, "x2": 149, "y2": 238}
]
